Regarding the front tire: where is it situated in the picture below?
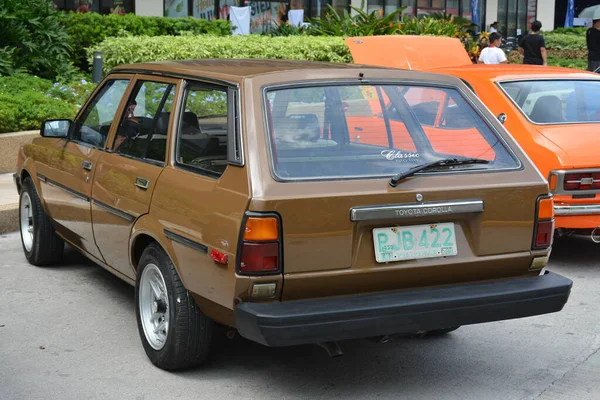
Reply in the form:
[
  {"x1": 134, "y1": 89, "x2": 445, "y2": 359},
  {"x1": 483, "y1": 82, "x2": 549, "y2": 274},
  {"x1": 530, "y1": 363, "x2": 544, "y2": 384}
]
[
  {"x1": 19, "y1": 177, "x2": 64, "y2": 266},
  {"x1": 135, "y1": 243, "x2": 214, "y2": 371}
]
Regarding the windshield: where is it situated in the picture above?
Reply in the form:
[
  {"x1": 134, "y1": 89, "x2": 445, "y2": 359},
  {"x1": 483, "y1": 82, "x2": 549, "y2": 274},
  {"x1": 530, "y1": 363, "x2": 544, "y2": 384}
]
[
  {"x1": 499, "y1": 80, "x2": 600, "y2": 124},
  {"x1": 265, "y1": 83, "x2": 518, "y2": 181}
]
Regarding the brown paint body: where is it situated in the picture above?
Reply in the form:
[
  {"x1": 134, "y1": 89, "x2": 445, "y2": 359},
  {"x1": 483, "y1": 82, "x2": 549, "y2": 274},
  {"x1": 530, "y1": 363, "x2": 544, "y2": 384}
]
[{"x1": 16, "y1": 60, "x2": 550, "y2": 328}]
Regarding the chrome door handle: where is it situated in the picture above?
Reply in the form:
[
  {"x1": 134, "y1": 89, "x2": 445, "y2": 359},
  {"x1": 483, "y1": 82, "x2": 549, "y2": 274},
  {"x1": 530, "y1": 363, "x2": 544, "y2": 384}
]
[
  {"x1": 135, "y1": 177, "x2": 149, "y2": 190},
  {"x1": 82, "y1": 160, "x2": 93, "y2": 171}
]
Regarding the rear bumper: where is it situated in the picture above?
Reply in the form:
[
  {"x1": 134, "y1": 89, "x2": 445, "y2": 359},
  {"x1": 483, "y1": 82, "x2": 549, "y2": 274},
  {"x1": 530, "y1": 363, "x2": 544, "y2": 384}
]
[
  {"x1": 554, "y1": 204, "x2": 600, "y2": 216},
  {"x1": 235, "y1": 271, "x2": 572, "y2": 347}
]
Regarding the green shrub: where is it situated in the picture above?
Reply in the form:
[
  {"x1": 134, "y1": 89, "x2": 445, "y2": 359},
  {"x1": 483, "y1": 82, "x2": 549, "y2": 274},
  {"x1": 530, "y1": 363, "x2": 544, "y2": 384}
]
[
  {"x1": 544, "y1": 33, "x2": 586, "y2": 50},
  {"x1": 62, "y1": 12, "x2": 233, "y2": 70},
  {"x1": 546, "y1": 57, "x2": 587, "y2": 70},
  {"x1": 0, "y1": 74, "x2": 95, "y2": 133},
  {"x1": 0, "y1": 0, "x2": 75, "y2": 79},
  {"x1": 308, "y1": 4, "x2": 406, "y2": 36},
  {"x1": 89, "y1": 35, "x2": 353, "y2": 72},
  {"x1": 552, "y1": 27, "x2": 588, "y2": 36}
]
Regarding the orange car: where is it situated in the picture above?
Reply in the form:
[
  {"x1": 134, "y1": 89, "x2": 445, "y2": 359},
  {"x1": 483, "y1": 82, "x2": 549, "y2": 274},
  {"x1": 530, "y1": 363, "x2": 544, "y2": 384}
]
[{"x1": 348, "y1": 36, "x2": 600, "y2": 238}]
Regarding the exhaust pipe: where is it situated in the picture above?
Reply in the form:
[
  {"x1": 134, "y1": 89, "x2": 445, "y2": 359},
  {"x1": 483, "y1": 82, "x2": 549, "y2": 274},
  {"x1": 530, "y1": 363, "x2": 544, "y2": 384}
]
[
  {"x1": 317, "y1": 342, "x2": 343, "y2": 358},
  {"x1": 591, "y1": 228, "x2": 600, "y2": 243}
]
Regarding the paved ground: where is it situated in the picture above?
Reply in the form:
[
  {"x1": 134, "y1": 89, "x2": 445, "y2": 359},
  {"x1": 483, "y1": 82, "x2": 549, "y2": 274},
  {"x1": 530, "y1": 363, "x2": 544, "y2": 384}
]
[{"x1": 1, "y1": 232, "x2": 599, "y2": 400}]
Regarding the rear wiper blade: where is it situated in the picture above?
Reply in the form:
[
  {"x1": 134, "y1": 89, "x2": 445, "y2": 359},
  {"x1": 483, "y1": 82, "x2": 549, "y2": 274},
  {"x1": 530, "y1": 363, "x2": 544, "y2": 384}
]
[{"x1": 389, "y1": 158, "x2": 490, "y2": 187}]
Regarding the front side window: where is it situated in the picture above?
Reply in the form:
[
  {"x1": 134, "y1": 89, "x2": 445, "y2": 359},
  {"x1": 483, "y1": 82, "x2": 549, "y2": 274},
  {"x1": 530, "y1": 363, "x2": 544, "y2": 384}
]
[
  {"x1": 500, "y1": 80, "x2": 600, "y2": 124},
  {"x1": 73, "y1": 79, "x2": 130, "y2": 148},
  {"x1": 113, "y1": 80, "x2": 176, "y2": 163},
  {"x1": 265, "y1": 83, "x2": 518, "y2": 181},
  {"x1": 175, "y1": 85, "x2": 228, "y2": 177}
]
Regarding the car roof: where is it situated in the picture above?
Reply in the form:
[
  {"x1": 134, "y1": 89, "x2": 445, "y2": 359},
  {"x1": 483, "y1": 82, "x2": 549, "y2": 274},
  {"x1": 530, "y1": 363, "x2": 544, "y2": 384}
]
[
  {"x1": 114, "y1": 59, "x2": 387, "y2": 79},
  {"x1": 429, "y1": 64, "x2": 600, "y2": 82},
  {"x1": 111, "y1": 58, "x2": 471, "y2": 86}
]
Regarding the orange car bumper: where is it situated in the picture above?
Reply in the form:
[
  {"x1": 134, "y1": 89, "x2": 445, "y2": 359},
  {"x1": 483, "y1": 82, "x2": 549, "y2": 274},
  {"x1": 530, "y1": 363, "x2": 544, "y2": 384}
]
[{"x1": 554, "y1": 205, "x2": 600, "y2": 229}]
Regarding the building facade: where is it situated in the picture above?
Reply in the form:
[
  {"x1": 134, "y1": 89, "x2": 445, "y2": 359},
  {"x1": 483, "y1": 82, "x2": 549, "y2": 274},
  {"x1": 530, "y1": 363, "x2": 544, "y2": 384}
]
[{"x1": 53, "y1": 0, "x2": 558, "y2": 37}]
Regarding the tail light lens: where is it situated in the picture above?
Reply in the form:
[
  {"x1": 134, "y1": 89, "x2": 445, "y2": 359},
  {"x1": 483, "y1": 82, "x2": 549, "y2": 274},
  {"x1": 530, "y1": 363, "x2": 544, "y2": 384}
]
[
  {"x1": 238, "y1": 214, "x2": 282, "y2": 275},
  {"x1": 563, "y1": 172, "x2": 600, "y2": 191},
  {"x1": 532, "y1": 196, "x2": 554, "y2": 250}
]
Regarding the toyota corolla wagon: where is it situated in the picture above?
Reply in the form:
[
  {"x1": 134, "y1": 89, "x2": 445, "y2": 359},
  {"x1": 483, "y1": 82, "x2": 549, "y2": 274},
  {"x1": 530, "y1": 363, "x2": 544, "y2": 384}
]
[{"x1": 14, "y1": 59, "x2": 572, "y2": 371}]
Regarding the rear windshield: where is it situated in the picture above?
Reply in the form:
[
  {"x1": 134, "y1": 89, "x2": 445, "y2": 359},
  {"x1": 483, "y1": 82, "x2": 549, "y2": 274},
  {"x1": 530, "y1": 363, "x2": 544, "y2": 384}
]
[
  {"x1": 499, "y1": 80, "x2": 600, "y2": 124},
  {"x1": 264, "y1": 83, "x2": 518, "y2": 181}
]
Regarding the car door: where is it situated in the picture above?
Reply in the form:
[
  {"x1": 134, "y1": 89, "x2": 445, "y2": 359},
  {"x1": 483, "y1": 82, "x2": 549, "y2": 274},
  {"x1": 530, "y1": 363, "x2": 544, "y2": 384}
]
[
  {"x1": 41, "y1": 77, "x2": 132, "y2": 260},
  {"x1": 91, "y1": 76, "x2": 180, "y2": 279}
]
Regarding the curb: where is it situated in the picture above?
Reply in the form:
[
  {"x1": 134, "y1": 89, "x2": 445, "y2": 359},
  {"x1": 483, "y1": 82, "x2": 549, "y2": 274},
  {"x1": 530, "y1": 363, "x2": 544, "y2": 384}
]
[
  {"x1": 0, "y1": 203, "x2": 18, "y2": 235},
  {"x1": 0, "y1": 130, "x2": 38, "y2": 174}
]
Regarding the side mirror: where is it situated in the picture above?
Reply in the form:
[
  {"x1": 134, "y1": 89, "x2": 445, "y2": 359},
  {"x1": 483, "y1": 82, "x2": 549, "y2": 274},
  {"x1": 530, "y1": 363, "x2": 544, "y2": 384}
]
[
  {"x1": 41, "y1": 119, "x2": 71, "y2": 138},
  {"x1": 497, "y1": 113, "x2": 507, "y2": 124}
]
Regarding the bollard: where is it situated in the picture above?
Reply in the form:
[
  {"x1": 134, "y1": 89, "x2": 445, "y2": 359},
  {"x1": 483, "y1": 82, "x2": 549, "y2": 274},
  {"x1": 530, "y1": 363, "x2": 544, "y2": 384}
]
[{"x1": 92, "y1": 51, "x2": 104, "y2": 84}]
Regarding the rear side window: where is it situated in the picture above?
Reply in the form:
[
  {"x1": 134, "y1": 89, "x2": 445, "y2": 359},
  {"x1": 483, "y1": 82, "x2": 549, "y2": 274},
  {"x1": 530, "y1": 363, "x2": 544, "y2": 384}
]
[
  {"x1": 175, "y1": 85, "x2": 229, "y2": 177},
  {"x1": 265, "y1": 83, "x2": 518, "y2": 181},
  {"x1": 500, "y1": 80, "x2": 600, "y2": 124}
]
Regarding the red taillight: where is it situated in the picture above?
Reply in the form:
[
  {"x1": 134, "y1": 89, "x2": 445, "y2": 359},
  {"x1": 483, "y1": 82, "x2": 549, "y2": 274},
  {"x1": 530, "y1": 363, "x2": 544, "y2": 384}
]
[
  {"x1": 240, "y1": 242, "x2": 279, "y2": 273},
  {"x1": 563, "y1": 173, "x2": 600, "y2": 191},
  {"x1": 238, "y1": 214, "x2": 282, "y2": 275},
  {"x1": 535, "y1": 220, "x2": 554, "y2": 248},
  {"x1": 533, "y1": 197, "x2": 554, "y2": 250}
]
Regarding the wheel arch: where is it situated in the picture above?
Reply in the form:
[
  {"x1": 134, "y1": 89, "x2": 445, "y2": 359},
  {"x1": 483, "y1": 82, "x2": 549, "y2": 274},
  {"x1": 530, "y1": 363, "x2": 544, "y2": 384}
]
[{"x1": 129, "y1": 215, "x2": 180, "y2": 276}]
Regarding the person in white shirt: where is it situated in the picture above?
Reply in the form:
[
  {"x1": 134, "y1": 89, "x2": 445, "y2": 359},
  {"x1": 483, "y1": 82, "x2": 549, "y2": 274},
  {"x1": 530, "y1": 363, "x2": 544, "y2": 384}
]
[
  {"x1": 478, "y1": 33, "x2": 508, "y2": 65},
  {"x1": 489, "y1": 22, "x2": 499, "y2": 33}
]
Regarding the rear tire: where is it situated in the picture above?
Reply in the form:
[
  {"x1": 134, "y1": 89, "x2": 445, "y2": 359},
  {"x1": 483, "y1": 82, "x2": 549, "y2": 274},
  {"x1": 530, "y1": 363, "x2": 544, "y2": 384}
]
[
  {"x1": 19, "y1": 177, "x2": 64, "y2": 266},
  {"x1": 135, "y1": 243, "x2": 214, "y2": 371}
]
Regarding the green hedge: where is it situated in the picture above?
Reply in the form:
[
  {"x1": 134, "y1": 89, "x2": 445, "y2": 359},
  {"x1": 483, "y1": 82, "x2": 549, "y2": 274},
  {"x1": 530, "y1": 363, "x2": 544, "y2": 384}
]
[
  {"x1": 90, "y1": 35, "x2": 353, "y2": 73},
  {"x1": 552, "y1": 27, "x2": 588, "y2": 36},
  {"x1": 62, "y1": 12, "x2": 233, "y2": 69},
  {"x1": 544, "y1": 33, "x2": 586, "y2": 50},
  {"x1": 0, "y1": 74, "x2": 94, "y2": 133}
]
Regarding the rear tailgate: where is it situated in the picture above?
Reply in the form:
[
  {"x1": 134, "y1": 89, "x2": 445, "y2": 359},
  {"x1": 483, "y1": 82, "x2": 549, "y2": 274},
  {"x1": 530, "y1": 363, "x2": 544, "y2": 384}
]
[{"x1": 250, "y1": 173, "x2": 548, "y2": 301}]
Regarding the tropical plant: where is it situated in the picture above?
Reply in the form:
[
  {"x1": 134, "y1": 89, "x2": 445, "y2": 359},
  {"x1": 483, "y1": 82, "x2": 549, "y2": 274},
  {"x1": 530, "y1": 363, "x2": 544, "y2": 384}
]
[
  {"x1": 0, "y1": 0, "x2": 76, "y2": 79},
  {"x1": 308, "y1": 3, "x2": 406, "y2": 36}
]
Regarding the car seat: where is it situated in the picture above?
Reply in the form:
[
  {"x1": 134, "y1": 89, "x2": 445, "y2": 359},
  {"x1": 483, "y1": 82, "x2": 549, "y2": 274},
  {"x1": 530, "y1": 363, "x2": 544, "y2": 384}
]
[{"x1": 529, "y1": 95, "x2": 565, "y2": 123}]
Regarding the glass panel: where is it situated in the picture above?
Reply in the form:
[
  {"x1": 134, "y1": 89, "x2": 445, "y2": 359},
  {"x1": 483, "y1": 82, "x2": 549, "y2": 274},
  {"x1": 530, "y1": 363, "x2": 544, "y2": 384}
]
[
  {"x1": 460, "y1": 0, "x2": 471, "y2": 20},
  {"x1": 73, "y1": 79, "x2": 130, "y2": 148},
  {"x1": 497, "y1": 0, "x2": 507, "y2": 35},
  {"x1": 385, "y1": 0, "x2": 400, "y2": 16},
  {"x1": 177, "y1": 87, "x2": 229, "y2": 176},
  {"x1": 500, "y1": 80, "x2": 600, "y2": 124},
  {"x1": 265, "y1": 84, "x2": 517, "y2": 181},
  {"x1": 506, "y1": 0, "x2": 517, "y2": 38},
  {"x1": 194, "y1": 0, "x2": 216, "y2": 19},
  {"x1": 526, "y1": 0, "x2": 537, "y2": 30},
  {"x1": 517, "y1": 0, "x2": 527, "y2": 37},
  {"x1": 165, "y1": 0, "x2": 189, "y2": 17},
  {"x1": 446, "y1": 0, "x2": 459, "y2": 15},
  {"x1": 113, "y1": 81, "x2": 175, "y2": 163},
  {"x1": 249, "y1": 1, "x2": 285, "y2": 34},
  {"x1": 368, "y1": 0, "x2": 384, "y2": 14}
]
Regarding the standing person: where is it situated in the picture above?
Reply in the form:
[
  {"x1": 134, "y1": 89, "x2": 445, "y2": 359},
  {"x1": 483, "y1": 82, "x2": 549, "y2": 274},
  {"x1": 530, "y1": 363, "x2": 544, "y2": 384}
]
[
  {"x1": 478, "y1": 33, "x2": 508, "y2": 64},
  {"x1": 489, "y1": 22, "x2": 499, "y2": 33},
  {"x1": 587, "y1": 19, "x2": 600, "y2": 72},
  {"x1": 518, "y1": 20, "x2": 547, "y2": 66}
]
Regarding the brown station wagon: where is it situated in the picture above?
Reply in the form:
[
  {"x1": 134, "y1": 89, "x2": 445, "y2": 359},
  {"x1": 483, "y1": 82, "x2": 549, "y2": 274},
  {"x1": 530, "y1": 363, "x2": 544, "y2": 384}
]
[{"x1": 13, "y1": 59, "x2": 573, "y2": 371}]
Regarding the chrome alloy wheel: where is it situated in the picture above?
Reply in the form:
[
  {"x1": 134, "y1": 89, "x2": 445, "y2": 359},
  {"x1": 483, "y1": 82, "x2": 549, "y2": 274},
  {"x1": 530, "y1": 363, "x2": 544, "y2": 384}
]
[
  {"x1": 20, "y1": 192, "x2": 34, "y2": 252},
  {"x1": 139, "y1": 263, "x2": 170, "y2": 350}
]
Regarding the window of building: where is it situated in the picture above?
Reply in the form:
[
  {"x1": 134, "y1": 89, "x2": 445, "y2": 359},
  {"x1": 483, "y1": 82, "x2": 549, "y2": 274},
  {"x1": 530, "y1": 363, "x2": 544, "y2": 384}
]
[{"x1": 176, "y1": 85, "x2": 229, "y2": 177}]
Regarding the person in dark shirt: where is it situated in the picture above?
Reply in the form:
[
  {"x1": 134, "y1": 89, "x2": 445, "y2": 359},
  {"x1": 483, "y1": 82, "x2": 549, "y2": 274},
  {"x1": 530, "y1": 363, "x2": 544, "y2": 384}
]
[
  {"x1": 587, "y1": 19, "x2": 600, "y2": 72},
  {"x1": 518, "y1": 20, "x2": 547, "y2": 66}
]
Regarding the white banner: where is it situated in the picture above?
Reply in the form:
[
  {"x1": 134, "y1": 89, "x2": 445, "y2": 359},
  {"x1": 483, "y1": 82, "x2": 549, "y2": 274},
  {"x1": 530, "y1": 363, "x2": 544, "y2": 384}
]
[{"x1": 231, "y1": 6, "x2": 251, "y2": 35}]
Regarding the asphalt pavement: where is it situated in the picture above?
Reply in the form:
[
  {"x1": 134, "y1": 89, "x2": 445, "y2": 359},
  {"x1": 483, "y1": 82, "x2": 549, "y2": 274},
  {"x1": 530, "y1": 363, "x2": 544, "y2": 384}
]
[{"x1": 1, "y1": 231, "x2": 599, "y2": 400}]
